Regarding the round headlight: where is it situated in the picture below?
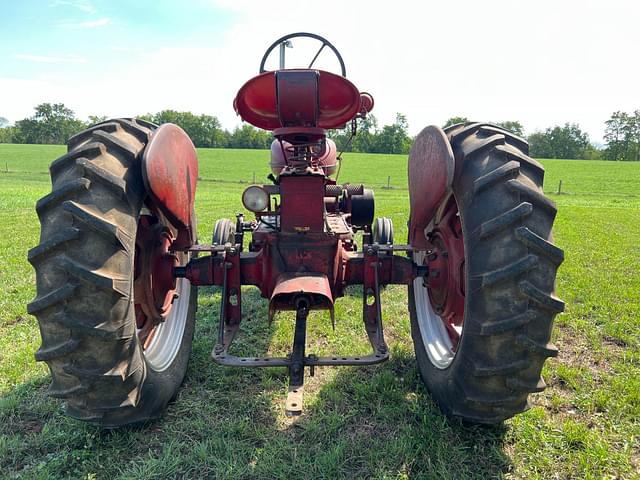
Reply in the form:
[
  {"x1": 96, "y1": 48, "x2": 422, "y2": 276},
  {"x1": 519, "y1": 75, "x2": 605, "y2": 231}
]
[{"x1": 242, "y1": 185, "x2": 269, "y2": 212}]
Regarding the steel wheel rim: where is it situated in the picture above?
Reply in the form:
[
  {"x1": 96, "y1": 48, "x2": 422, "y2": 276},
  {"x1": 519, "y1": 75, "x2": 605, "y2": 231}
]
[
  {"x1": 412, "y1": 250, "x2": 456, "y2": 369},
  {"x1": 142, "y1": 278, "x2": 190, "y2": 372},
  {"x1": 134, "y1": 213, "x2": 190, "y2": 373},
  {"x1": 412, "y1": 195, "x2": 466, "y2": 370}
]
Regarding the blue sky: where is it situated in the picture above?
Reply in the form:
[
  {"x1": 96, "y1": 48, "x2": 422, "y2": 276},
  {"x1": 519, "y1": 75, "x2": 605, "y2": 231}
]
[
  {"x1": 1, "y1": 0, "x2": 639, "y2": 142},
  {"x1": 0, "y1": 1, "x2": 234, "y2": 82},
  {"x1": 1, "y1": 1, "x2": 233, "y2": 59}
]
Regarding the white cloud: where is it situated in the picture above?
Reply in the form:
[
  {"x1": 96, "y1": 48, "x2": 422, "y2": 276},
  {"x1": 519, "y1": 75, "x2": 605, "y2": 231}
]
[
  {"x1": 5, "y1": 0, "x2": 639, "y2": 142},
  {"x1": 57, "y1": 17, "x2": 110, "y2": 29},
  {"x1": 204, "y1": 0, "x2": 640, "y2": 142},
  {"x1": 49, "y1": 0, "x2": 95, "y2": 13},
  {"x1": 14, "y1": 54, "x2": 87, "y2": 64}
]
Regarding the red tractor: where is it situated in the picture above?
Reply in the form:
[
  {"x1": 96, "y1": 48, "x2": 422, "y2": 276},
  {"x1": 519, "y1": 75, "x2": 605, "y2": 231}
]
[{"x1": 29, "y1": 33, "x2": 564, "y2": 427}]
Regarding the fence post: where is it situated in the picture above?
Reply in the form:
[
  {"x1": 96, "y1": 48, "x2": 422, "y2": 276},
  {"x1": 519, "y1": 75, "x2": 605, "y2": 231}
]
[
  {"x1": 252, "y1": 171, "x2": 256, "y2": 184},
  {"x1": 387, "y1": 176, "x2": 391, "y2": 189},
  {"x1": 557, "y1": 180, "x2": 562, "y2": 195}
]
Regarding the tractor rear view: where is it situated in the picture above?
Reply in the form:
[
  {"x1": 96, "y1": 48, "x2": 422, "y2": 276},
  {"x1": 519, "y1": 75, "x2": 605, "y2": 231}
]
[{"x1": 28, "y1": 32, "x2": 564, "y2": 427}]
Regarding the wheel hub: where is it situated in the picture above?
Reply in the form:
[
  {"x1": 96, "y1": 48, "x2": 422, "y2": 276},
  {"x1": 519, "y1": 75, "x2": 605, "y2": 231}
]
[
  {"x1": 134, "y1": 215, "x2": 179, "y2": 347},
  {"x1": 425, "y1": 196, "x2": 465, "y2": 349}
]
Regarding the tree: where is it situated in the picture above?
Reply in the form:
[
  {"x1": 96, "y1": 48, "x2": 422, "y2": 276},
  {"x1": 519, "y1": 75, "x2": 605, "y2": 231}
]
[
  {"x1": 527, "y1": 123, "x2": 590, "y2": 159},
  {"x1": 497, "y1": 120, "x2": 525, "y2": 137},
  {"x1": 373, "y1": 113, "x2": 412, "y2": 154},
  {"x1": 603, "y1": 111, "x2": 628, "y2": 160},
  {"x1": 0, "y1": 117, "x2": 9, "y2": 128},
  {"x1": 0, "y1": 126, "x2": 17, "y2": 143},
  {"x1": 631, "y1": 110, "x2": 640, "y2": 161},
  {"x1": 148, "y1": 110, "x2": 226, "y2": 148},
  {"x1": 604, "y1": 110, "x2": 640, "y2": 161},
  {"x1": 351, "y1": 114, "x2": 379, "y2": 153},
  {"x1": 443, "y1": 116, "x2": 468, "y2": 129},
  {"x1": 227, "y1": 124, "x2": 271, "y2": 149},
  {"x1": 13, "y1": 103, "x2": 86, "y2": 144},
  {"x1": 88, "y1": 115, "x2": 108, "y2": 125}
]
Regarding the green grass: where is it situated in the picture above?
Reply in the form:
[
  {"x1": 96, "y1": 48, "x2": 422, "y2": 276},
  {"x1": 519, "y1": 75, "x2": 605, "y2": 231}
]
[{"x1": 0, "y1": 143, "x2": 638, "y2": 479}]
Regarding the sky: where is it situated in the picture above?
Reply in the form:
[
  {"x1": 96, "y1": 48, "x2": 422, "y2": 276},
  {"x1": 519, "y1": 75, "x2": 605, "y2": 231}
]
[{"x1": 1, "y1": 0, "x2": 638, "y2": 143}]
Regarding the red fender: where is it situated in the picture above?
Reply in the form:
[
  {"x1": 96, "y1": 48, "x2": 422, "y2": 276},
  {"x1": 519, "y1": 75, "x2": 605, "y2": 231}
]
[
  {"x1": 142, "y1": 123, "x2": 198, "y2": 249},
  {"x1": 408, "y1": 126, "x2": 455, "y2": 249}
]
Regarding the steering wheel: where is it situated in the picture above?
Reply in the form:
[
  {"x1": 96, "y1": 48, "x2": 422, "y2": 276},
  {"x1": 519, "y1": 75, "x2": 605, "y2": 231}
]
[{"x1": 259, "y1": 32, "x2": 347, "y2": 77}]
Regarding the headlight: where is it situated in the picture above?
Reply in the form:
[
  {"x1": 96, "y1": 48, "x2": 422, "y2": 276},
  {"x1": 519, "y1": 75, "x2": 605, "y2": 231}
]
[{"x1": 242, "y1": 185, "x2": 269, "y2": 212}]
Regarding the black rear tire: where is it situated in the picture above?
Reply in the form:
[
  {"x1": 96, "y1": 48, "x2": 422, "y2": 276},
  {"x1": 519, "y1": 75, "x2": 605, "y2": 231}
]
[
  {"x1": 409, "y1": 123, "x2": 564, "y2": 423},
  {"x1": 28, "y1": 118, "x2": 197, "y2": 427}
]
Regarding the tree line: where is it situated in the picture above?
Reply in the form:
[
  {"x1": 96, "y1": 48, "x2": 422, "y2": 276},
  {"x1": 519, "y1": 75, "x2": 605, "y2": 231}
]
[
  {"x1": 1, "y1": 103, "x2": 638, "y2": 160},
  {"x1": 602, "y1": 110, "x2": 640, "y2": 161},
  {"x1": 0, "y1": 104, "x2": 274, "y2": 150}
]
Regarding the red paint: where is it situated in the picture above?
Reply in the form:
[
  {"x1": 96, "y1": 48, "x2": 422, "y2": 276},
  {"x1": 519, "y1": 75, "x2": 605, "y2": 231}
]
[
  {"x1": 234, "y1": 70, "x2": 361, "y2": 130},
  {"x1": 142, "y1": 123, "x2": 198, "y2": 248},
  {"x1": 134, "y1": 215, "x2": 179, "y2": 347},
  {"x1": 425, "y1": 196, "x2": 465, "y2": 349},
  {"x1": 276, "y1": 70, "x2": 319, "y2": 127},
  {"x1": 279, "y1": 168, "x2": 326, "y2": 233},
  {"x1": 171, "y1": 39, "x2": 420, "y2": 334},
  {"x1": 408, "y1": 126, "x2": 454, "y2": 249},
  {"x1": 359, "y1": 92, "x2": 374, "y2": 115},
  {"x1": 269, "y1": 273, "x2": 333, "y2": 320}
]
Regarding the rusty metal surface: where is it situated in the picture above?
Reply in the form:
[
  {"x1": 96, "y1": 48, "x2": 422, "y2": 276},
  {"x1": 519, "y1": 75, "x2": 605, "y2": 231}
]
[
  {"x1": 142, "y1": 124, "x2": 198, "y2": 246},
  {"x1": 211, "y1": 352, "x2": 389, "y2": 368},
  {"x1": 285, "y1": 385, "x2": 304, "y2": 416},
  {"x1": 269, "y1": 272, "x2": 334, "y2": 323},
  {"x1": 270, "y1": 273, "x2": 333, "y2": 304},
  {"x1": 408, "y1": 125, "x2": 454, "y2": 249},
  {"x1": 424, "y1": 195, "x2": 465, "y2": 348},
  {"x1": 325, "y1": 214, "x2": 350, "y2": 235},
  {"x1": 134, "y1": 215, "x2": 179, "y2": 347}
]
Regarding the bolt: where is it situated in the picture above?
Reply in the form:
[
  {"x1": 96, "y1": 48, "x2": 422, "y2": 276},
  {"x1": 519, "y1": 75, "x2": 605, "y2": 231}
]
[
  {"x1": 428, "y1": 253, "x2": 437, "y2": 261},
  {"x1": 442, "y1": 251, "x2": 449, "y2": 258},
  {"x1": 435, "y1": 306, "x2": 444, "y2": 314},
  {"x1": 214, "y1": 344, "x2": 224, "y2": 354},
  {"x1": 430, "y1": 270, "x2": 440, "y2": 278}
]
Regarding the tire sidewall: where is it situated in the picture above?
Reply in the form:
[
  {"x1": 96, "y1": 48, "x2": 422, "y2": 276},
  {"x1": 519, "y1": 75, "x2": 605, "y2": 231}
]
[{"x1": 135, "y1": 282, "x2": 197, "y2": 419}]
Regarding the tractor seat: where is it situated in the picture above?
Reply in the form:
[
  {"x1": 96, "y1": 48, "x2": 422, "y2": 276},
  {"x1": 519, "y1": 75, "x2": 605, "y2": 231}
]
[{"x1": 234, "y1": 69, "x2": 363, "y2": 130}]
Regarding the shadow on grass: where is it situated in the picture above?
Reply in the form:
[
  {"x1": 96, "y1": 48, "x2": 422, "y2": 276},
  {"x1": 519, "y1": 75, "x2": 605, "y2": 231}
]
[{"x1": 0, "y1": 286, "x2": 510, "y2": 479}]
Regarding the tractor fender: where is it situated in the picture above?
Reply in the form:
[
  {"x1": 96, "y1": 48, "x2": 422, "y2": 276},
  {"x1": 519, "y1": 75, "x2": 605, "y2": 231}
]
[
  {"x1": 408, "y1": 125, "x2": 455, "y2": 249},
  {"x1": 142, "y1": 123, "x2": 198, "y2": 248}
]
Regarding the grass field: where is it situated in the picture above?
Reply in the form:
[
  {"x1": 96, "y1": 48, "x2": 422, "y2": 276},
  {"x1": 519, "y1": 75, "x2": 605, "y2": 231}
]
[{"x1": 0, "y1": 143, "x2": 638, "y2": 479}]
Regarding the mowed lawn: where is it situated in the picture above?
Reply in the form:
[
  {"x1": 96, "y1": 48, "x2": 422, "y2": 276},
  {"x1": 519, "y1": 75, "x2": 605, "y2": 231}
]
[{"x1": 0, "y1": 143, "x2": 638, "y2": 479}]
